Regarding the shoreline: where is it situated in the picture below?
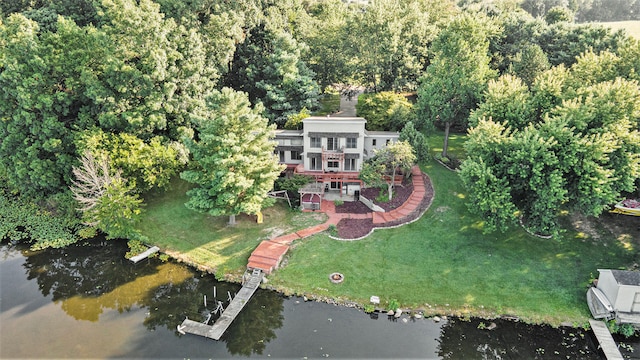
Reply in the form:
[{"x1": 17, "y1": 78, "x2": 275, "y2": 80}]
[{"x1": 161, "y1": 248, "x2": 582, "y2": 329}]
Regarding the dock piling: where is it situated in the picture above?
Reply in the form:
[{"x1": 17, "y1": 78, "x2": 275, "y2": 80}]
[{"x1": 179, "y1": 270, "x2": 263, "y2": 340}]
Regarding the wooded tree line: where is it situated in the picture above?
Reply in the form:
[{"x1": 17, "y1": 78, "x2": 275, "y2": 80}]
[
  {"x1": 518, "y1": 0, "x2": 640, "y2": 22},
  {"x1": 1, "y1": 0, "x2": 638, "y2": 247}
]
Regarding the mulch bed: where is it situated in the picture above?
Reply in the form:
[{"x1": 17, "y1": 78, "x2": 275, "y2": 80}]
[
  {"x1": 334, "y1": 173, "x2": 434, "y2": 239},
  {"x1": 335, "y1": 178, "x2": 413, "y2": 214},
  {"x1": 335, "y1": 218, "x2": 374, "y2": 239},
  {"x1": 360, "y1": 179, "x2": 414, "y2": 212},
  {"x1": 334, "y1": 199, "x2": 371, "y2": 214}
]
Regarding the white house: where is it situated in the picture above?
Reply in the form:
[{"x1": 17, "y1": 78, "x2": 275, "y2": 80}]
[{"x1": 274, "y1": 116, "x2": 399, "y2": 198}]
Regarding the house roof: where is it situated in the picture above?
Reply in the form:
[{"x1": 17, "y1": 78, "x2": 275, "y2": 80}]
[
  {"x1": 365, "y1": 130, "x2": 400, "y2": 137},
  {"x1": 607, "y1": 270, "x2": 640, "y2": 286},
  {"x1": 274, "y1": 129, "x2": 303, "y2": 136},
  {"x1": 303, "y1": 116, "x2": 366, "y2": 123}
]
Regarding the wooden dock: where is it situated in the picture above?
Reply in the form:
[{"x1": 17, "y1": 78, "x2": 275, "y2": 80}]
[
  {"x1": 129, "y1": 246, "x2": 160, "y2": 263},
  {"x1": 179, "y1": 269, "x2": 263, "y2": 340},
  {"x1": 589, "y1": 319, "x2": 623, "y2": 360}
]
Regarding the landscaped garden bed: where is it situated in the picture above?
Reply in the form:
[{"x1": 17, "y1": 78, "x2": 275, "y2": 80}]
[
  {"x1": 333, "y1": 173, "x2": 434, "y2": 239},
  {"x1": 335, "y1": 178, "x2": 413, "y2": 215}
]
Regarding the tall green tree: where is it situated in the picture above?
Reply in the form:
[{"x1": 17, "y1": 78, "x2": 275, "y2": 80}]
[
  {"x1": 96, "y1": 0, "x2": 215, "y2": 138},
  {"x1": 356, "y1": 91, "x2": 415, "y2": 131},
  {"x1": 359, "y1": 141, "x2": 416, "y2": 201},
  {"x1": 508, "y1": 43, "x2": 550, "y2": 87},
  {"x1": 538, "y1": 22, "x2": 627, "y2": 67},
  {"x1": 297, "y1": 0, "x2": 351, "y2": 89},
  {"x1": 545, "y1": 5, "x2": 574, "y2": 24},
  {"x1": 180, "y1": 88, "x2": 284, "y2": 225},
  {"x1": 469, "y1": 74, "x2": 535, "y2": 130},
  {"x1": 399, "y1": 121, "x2": 430, "y2": 163},
  {"x1": 462, "y1": 58, "x2": 640, "y2": 235},
  {"x1": 225, "y1": 27, "x2": 319, "y2": 127},
  {"x1": 343, "y1": 0, "x2": 453, "y2": 92},
  {"x1": 416, "y1": 13, "x2": 498, "y2": 158},
  {"x1": 0, "y1": 15, "x2": 108, "y2": 196}
]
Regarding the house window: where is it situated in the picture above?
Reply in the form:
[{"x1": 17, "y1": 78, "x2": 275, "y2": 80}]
[
  {"x1": 310, "y1": 137, "x2": 321, "y2": 148},
  {"x1": 291, "y1": 138, "x2": 303, "y2": 146},
  {"x1": 327, "y1": 161, "x2": 339, "y2": 169},
  {"x1": 279, "y1": 151, "x2": 285, "y2": 163},
  {"x1": 344, "y1": 158, "x2": 357, "y2": 171},
  {"x1": 327, "y1": 137, "x2": 338, "y2": 150},
  {"x1": 346, "y1": 137, "x2": 357, "y2": 149},
  {"x1": 386, "y1": 139, "x2": 391, "y2": 145},
  {"x1": 291, "y1": 151, "x2": 302, "y2": 160},
  {"x1": 372, "y1": 139, "x2": 377, "y2": 146},
  {"x1": 310, "y1": 157, "x2": 322, "y2": 170}
]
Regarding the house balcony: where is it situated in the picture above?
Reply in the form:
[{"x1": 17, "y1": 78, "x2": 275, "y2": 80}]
[
  {"x1": 322, "y1": 146, "x2": 345, "y2": 162},
  {"x1": 294, "y1": 164, "x2": 361, "y2": 184}
]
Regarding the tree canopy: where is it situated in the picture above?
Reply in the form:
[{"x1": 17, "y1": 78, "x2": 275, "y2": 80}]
[
  {"x1": 461, "y1": 51, "x2": 640, "y2": 235},
  {"x1": 359, "y1": 140, "x2": 416, "y2": 201},
  {"x1": 416, "y1": 13, "x2": 498, "y2": 157},
  {"x1": 1, "y1": 0, "x2": 639, "y2": 248},
  {"x1": 180, "y1": 88, "x2": 284, "y2": 225}
]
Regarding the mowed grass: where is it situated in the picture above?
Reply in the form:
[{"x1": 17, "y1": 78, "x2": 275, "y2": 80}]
[
  {"x1": 268, "y1": 132, "x2": 637, "y2": 326},
  {"x1": 600, "y1": 20, "x2": 640, "y2": 39},
  {"x1": 138, "y1": 177, "x2": 326, "y2": 278}
]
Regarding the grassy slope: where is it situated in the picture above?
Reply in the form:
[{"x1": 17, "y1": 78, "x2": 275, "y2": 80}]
[
  {"x1": 267, "y1": 132, "x2": 636, "y2": 325},
  {"x1": 138, "y1": 131, "x2": 636, "y2": 325},
  {"x1": 600, "y1": 20, "x2": 640, "y2": 39},
  {"x1": 138, "y1": 178, "x2": 326, "y2": 278}
]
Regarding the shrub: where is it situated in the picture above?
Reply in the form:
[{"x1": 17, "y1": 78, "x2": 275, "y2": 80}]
[
  {"x1": 608, "y1": 321, "x2": 638, "y2": 338},
  {"x1": 388, "y1": 298, "x2": 400, "y2": 311}
]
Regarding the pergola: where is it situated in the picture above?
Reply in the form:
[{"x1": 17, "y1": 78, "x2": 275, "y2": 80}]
[{"x1": 298, "y1": 182, "x2": 324, "y2": 210}]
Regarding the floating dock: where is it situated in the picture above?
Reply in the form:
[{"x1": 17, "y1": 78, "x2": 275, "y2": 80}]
[
  {"x1": 179, "y1": 269, "x2": 263, "y2": 340},
  {"x1": 589, "y1": 319, "x2": 623, "y2": 360},
  {"x1": 129, "y1": 246, "x2": 160, "y2": 263}
]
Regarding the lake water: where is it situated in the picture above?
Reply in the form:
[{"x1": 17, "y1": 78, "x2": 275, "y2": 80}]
[{"x1": 1, "y1": 238, "x2": 636, "y2": 359}]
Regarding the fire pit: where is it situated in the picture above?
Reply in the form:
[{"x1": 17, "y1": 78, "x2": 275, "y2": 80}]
[{"x1": 329, "y1": 272, "x2": 344, "y2": 284}]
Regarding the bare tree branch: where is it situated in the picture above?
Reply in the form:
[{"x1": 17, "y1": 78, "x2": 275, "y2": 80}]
[{"x1": 70, "y1": 150, "x2": 122, "y2": 222}]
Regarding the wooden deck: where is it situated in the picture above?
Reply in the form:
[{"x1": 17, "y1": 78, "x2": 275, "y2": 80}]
[
  {"x1": 129, "y1": 246, "x2": 160, "y2": 263},
  {"x1": 179, "y1": 270, "x2": 263, "y2": 340},
  {"x1": 589, "y1": 319, "x2": 623, "y2": 360}
]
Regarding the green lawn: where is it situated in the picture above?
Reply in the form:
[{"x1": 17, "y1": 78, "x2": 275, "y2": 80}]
[
  {"x1": 138, "y1": 178, "x2": 327, "y2": 278},
  {"x1": 427, "y1": 130, "x2": 467, "y2": 160},
  {"x1": 600, "y1": 20, "x2": 640, "y2": 39},
  {"x1": 139, "y1": 132, "x2": 637, "y2": 326},
  {"x1": 267, "y1": 133, "x2": 637, "y2": 326}
]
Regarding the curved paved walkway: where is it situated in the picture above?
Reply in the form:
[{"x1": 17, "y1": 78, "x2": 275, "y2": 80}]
[{"x1": 247, "y1": 166, "x2": 429, "y2": 274}]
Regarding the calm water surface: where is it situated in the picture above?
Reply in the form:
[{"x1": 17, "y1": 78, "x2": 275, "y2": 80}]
[{"x1": 1, "y1": 239, "x2": 635, "y2": 359}]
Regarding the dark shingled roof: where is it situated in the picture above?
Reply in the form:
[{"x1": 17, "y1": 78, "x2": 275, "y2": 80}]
[{"x1": 611, "y1": 270, "x2": 640, "y2": 286}]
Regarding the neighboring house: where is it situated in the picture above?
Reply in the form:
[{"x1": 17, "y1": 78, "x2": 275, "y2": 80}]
[
  {"x1": 587, "y1": 269, "x2": 640, "y2": 326},
  {"x1": 274, "y1": 116, "x2": 398, "y2": 203}
]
